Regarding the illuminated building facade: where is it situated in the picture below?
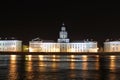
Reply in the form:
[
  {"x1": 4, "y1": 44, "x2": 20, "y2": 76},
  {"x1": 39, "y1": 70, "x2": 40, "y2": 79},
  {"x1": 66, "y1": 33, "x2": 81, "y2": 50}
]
[
  {"x1": 0, "y1": 40, "x2": 22, "y2": 52},
  {"x1": 29, "y1": 23, "x2": 98, "y2": 52},
  {"x1": 104, "y1": 41, "x2": 120, "y2": 52}
]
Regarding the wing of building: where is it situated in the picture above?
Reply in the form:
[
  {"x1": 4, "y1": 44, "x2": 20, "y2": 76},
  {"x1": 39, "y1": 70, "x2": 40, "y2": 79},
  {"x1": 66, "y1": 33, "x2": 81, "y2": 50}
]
[
  {"x1": 104, "y1": 40, "x2": 120, "y2": 52},
  {"x1": 29, "y1": 23, "x2": 98, "y2": 52},
  {"x1": 0, "y1": 39, "x2": 22, "y2": 52}
]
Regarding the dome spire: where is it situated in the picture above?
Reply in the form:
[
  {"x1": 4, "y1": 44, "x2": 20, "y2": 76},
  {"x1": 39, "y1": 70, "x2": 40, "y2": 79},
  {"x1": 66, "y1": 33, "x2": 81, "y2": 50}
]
[{"x1": 62, "y1": 22, "x2": 65, "y2": 26}]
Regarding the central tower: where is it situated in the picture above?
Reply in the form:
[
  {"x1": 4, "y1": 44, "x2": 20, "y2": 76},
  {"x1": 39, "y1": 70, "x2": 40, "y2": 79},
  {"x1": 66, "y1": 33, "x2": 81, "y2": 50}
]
[{"x1": 57, "y1": 23, "x2": 70, "y2": 43}]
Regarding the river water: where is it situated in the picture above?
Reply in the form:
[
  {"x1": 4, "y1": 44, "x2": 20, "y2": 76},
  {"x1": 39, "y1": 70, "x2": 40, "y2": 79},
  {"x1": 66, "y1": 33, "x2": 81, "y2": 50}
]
[{"x1": 0, "y1": 54, "x2": 120, "y2": 80}]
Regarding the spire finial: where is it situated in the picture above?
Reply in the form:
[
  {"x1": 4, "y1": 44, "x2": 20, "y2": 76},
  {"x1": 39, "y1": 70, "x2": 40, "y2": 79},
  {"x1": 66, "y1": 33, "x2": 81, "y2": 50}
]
[{"x1": 62, "y1": 22, "x2": 65, "y2": 26}]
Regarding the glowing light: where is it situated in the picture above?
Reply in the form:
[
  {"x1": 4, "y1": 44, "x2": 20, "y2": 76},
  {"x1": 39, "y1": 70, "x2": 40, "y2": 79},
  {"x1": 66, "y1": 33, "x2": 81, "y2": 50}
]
[
  {"x1": 53, "y1": 55, "x2": 56, "y2": 58},
  {"x1": 27, "y1": 55, "x2": 32, "y2": 61},
  {"x1": 82, "y1": 55, "x2": 88, "y2": 61},
  {"x1": 38, "y1": 62, "x2": 46, "y2": 72},
  {"x1": 10, "y1": 55, "x2": 16, "y2": 60},
  {"x1": 82, "y1": 62, "x2": 88, "y2": 70},
  {"x1": 70, "y1": 55, "x2": 75, "y2": 61},
  {"x1": 71, "y1": 48, "x2": 75, "y2": 52},
  {"x1": 109, "y1": 59, "x2": 116, "y2": 72},
  {"x1": 70, "y1": 55, "x2": 75, "y2": 58},
  {"x1": 96, "y1": 55, "x2": 99, "y2": 61},
  {"x1": 110, "y1": 56, "x2": 116, "y2": 60},
  {"x1": 52, "y1": 58, "x2": 56, "y2": 61},
  {"x1": 52, "y1": 55, "x2": 57, "y2": 61},
  {"x1": 52, "y1": 62, "x2": 57, "y2": 69},
  {"x1": 39, "y1": 61, "x2": 46, "y2": 67},
  {"x1": 29, "y1": 48, "x2": 33, "y2": 52},
  {"x1": 38, "y1": 55, "x2": 44, "y2": 61},
  {"x1": 70, "y1": 62, "x2": 75, "y2": 69},
  {"x1": 9, "y1": 57, "x2": 17, "y2": 80},
  {"x1": 26, "y1": 61, "x2": 32, "y2": 72}
]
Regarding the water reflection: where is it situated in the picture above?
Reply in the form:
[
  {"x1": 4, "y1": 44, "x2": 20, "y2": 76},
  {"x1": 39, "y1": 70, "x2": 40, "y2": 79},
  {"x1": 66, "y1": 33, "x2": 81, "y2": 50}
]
[
  {"x1": 26, "y1": 61, "x2": 33, "y2": 72},
  {"x1": 95, "y1": 61, "x2": 99, "y2": 70},
  {"x1": 9, "y1": 55, "x2": 18, "y2": 80},
  {"x1": 70, "y1": 62, "x2": 75, "y2": 69},
  {"x1": 110, "y1": 55, "x2": 116, "y2": 61},
  {"x1": 82, "y1": 62, "x2": 88, "y2": 70},
  {"x1": 109, "y1": 56, "x2": 116, "y2": 72},
  {"x1": 82, "y1": 55, "x2": 88, "y2": 61},
  {"x1": 10, "y1": 55, "x2": 16, "y2": 61},
  {"x1": 1, "y1": 54, "x2": 120, "y2": 80},
  {"x1": 38, "y1": 55, "x2": 44, "y2": 61},
  {"x1": 52, "y1": 55, "x2": 57, "y2": 61},
  {"x1": 25, "y1": 55, "x2": 32, "y2": 61}
]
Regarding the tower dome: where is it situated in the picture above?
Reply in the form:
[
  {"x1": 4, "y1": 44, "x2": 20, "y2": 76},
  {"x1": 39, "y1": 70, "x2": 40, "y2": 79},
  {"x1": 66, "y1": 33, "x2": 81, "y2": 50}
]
[{"x1": 57, "y1": 23, "x2": 70, "y2": 43}]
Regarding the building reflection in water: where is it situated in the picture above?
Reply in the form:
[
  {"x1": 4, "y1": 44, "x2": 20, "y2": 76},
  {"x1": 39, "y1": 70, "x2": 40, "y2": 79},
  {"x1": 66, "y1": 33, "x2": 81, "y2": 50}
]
[
  {"x1": 9, "y1": 55, "x2": 18, "y2": 80},
  {"x1": 26, "y1": 61, "x2": 33, "y2": 72},
  {"x1": 52, "y1": 55, "x2": 56, "y2": 61},
  {"x1": 25, "y1": 57, "x2": 33, "y2": 80},
  {"x1": 109, "y1": 55, "x2": 116, "y2": 72},
  {"x1": 82, "y1": 55, "x2": 88, "y2": 61},
  {"x1": 70, "y1": 55, "x2": 75, "y2": 61},
  {"x1": 107, "y1": 74, "x2": 117, "y2": 80},
  {"x1": 70, "y1": 62, "x2": 75, "y2": 69},
  {"x1": 26, "y1": 55, "x2": 32, "y2": 61},
  {"x1": 10, "y1": 55, "x2": 16, "y2": 61},
  {"x1": 95, "y1": 61, "x2": 99, "y2": 70},
  {"x1": 82, "y1": 62, "x2": 88, "y2": 70},
  {"x1": 110, "y1": 55, "x2": 116, "y2": 61},
  {"x1": 38, "y1": 61, "x2": 46, "y2": 73},
  {"x1": 38, "y1": 55, "x2": 44, "y2": 61},
  {"x1": 7, "y1": 55, "x2": 119, "y2": 80},
  {"x1": 52, "y1": 55, "x2": 60, "y2": 61}
]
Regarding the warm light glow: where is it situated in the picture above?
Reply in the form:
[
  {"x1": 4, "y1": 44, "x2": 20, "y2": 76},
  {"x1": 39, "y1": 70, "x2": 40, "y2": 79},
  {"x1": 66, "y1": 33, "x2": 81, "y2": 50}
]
[
  {"x1": 96, "y1": 55, "x2": 99, "y2": 61},
  {"x1": 71, "y1": 48, "x2": 75, "y2": 52},
  {"x1": 82, "y1": 62, "x2": 88, "y2": 70},
  {"x1": 10, "y1": 55, "x2": 16, "y2": 60},
  {"x1": 110, "y1": 55, "x2": 116, "y2": 60},
  {"x1": 26, "y1": 61, "x2": 32, "y2": 72},
  {"x1": 70, "y1": 62, "x2": 75, "y2": 69},
  {"x1": 39, "y1": 61, "x2": 46, "y2": 67},
  {"x1": 38, "y1": 55, "x2": 44, "y2": 61},
  {"x1": 82, "y1": 55, "x2": 88, "y2": 61},
  {"x1": 27, "y1": 55, "x2": 32, "y2": 61},
  {"x1": 52, "y1": 58, "x2": 56, "y2": 61},
  {"x1": 52, "y1": 55, "x2": 57, "y2": 61},
  {"x1": 53, "y1": 55, "x2": 56, "y2": 58},
  {"x1": 29, "y1": 48, "x2": 33, "y2": 52},
  {"x1": 95, "y1": 62, "x2": 99, "y2": 70},
  {"x1": 70, "y1": 55, "x2": 75, "y2": 58},
  {"x1": 52, "y1": 62, "x2": 57, "y2": 69},
  {"x1": 109, "y1": 59, "x2": 116, "y2": 72},
  {"x1": 38, "y1": 62, "x2": 46, "y2": 72},
  {"x1": 70, "y1": 55, "x2": 75, "y2": 61},
  {"x1": 9, "y1": 58, "x2": 17, "y2": 80}
]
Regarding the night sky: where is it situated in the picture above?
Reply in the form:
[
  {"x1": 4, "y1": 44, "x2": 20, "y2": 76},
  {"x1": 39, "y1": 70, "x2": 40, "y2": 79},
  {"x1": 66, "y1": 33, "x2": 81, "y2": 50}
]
[{"x1": 0, "y1": 1, "x2": 120, "y2": 46}]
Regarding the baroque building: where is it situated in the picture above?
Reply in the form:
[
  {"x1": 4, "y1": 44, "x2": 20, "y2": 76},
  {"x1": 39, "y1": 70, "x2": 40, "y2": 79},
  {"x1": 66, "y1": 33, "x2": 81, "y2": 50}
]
[
  {"x1": 0, "y1": 39, "x2": 22, "y2": 52},
  {"x1": 104, "y1": 40, "x2": 120, "y2": 52},
  {"x1": 29, "y1": 23, "x2": 98, "y2": 52}
]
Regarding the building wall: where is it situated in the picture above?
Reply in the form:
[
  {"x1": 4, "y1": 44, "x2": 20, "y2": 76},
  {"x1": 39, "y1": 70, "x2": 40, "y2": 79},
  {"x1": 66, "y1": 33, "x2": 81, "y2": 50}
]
[
  {"x1": 0, "y1": 40, "x2": 22, "y2": 52},
  {"x1": 104, "y1": 41, "x2": 120, "y2": 52},
  {"x1": 29, "y1": 41, "x2": 98, "y2": 52}
]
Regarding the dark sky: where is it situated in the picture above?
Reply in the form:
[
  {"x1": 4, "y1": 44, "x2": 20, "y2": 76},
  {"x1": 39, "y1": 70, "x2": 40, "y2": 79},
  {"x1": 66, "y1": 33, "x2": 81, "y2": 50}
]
[{"x1": 0, "y1": 1, "x2": 120, "y2": 45}]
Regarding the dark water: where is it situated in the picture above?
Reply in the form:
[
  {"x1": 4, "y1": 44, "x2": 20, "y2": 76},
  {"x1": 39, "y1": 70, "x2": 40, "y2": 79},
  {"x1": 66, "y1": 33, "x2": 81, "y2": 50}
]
[{"x1": 0, "y1": 55, "x2": 120, "y2": 80}]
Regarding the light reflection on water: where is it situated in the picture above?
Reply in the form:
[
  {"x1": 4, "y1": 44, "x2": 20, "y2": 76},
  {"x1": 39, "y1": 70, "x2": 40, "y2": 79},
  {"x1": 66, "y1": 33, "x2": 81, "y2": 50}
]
[
  {"x1": 9, "y1": 57, "x2": 17, "y2": 80},
  {"x1": 0, "y1": 54, "x2": 120, "y2": 80}
]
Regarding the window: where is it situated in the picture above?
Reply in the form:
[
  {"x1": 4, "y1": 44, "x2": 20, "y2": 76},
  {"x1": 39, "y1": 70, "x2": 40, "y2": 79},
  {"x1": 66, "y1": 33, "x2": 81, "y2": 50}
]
[
  {"x1": 116, "y1": 47, "x2": 118, "y2": 51},
  {"x1": 113, "y1": 47, "x2": 115, "y2": 51}
]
